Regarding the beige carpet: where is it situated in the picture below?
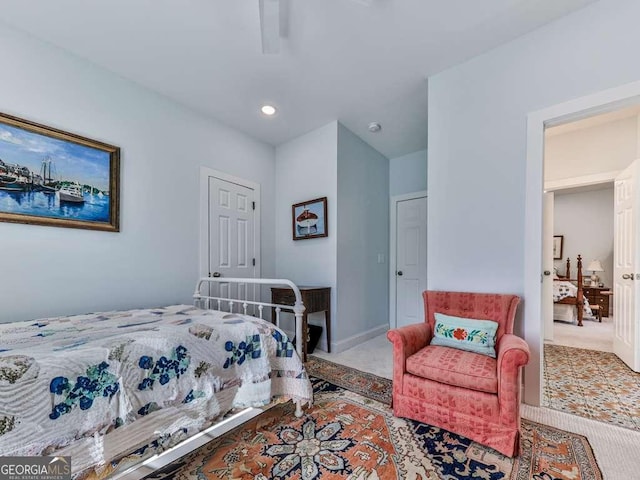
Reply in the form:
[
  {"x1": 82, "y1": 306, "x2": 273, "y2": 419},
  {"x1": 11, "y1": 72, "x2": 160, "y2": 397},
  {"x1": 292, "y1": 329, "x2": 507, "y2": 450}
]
[{"x1": 551, "y1": 316, "x2": 614, "y2": 352}]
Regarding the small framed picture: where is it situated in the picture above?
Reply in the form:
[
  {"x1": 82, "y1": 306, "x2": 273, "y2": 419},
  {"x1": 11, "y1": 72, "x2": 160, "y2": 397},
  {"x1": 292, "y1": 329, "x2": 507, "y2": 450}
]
[
  {"x1": 292, "y1": 197, "x2": 327, "y2": 240},
  {"x1": 553, "y1": 235, "x2": 564, "y2": 260}
]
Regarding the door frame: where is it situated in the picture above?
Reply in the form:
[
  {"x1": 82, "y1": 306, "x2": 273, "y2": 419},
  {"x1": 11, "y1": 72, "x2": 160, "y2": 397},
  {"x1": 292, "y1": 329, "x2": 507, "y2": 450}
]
[
  {"x1": 199, "y1": 167, "x2": 261, "y2": 280},
  {"x1": 524, "y1": 80, "x2": 640, "y2": 406},
  {"x1": 542, "y1": 191, "x2": 554, "y2": 343},
  {"x1": 389, "y1": 190, "x2": 428, "y2": 329}
]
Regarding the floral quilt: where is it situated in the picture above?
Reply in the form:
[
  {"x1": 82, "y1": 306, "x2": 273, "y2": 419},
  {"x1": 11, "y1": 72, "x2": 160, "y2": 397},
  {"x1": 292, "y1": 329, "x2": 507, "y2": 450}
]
[
  {"x1": 553, "y1": 281, "x2": 593, "y2": 316},
  {"x1": 0, "y1": 305, "x2": 312, "y2": 467}
]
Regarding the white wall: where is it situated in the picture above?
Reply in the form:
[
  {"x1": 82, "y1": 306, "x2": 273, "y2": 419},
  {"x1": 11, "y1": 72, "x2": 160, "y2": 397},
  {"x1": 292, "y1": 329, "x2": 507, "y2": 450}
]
[
  {"x1": 274, "y1": 122, "x2": 338, "y2": 340},
  {"x1": 554, "y1": 188, "x2": 614, "y2": 287},
  {"x1": 637, "y1": 114, "x2": 640, "y2": 155},
  {"x1": 0, "y1": 23, "x2": 276, "y2": 323},
  {"x1": 390, "y1": 149, "x2": 427, "y2": 196},
  {"x1": 337, "y1": 124, "x2": 389, "y2": 345},
  {"x1": 428, "y1": 0, "x2": 640, "y2": 298},
  {"x1": 545, "y1": 116, "x2": 638, "y2": 182},
  {"x1": 427, "y1": 0, "x2": 640, "y2": 402}
]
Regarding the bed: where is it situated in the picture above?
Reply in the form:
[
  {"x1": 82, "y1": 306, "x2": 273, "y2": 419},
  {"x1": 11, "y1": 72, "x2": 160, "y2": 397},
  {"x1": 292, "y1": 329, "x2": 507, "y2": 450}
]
[
  {"x1": 553, "y1": 255, "x2": 593, "y2": 326},
  {"x1": 0, "y1": 277, "x2": 313, "y2": 478}
]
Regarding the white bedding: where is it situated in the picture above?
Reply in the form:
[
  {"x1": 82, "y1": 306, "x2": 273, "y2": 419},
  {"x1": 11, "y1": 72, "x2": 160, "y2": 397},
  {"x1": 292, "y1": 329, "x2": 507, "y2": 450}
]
[
  {"x1": 553, "y1": 281, "x2": 593, "y2": 319},
  {"x1": 553, "y1": 303, "x2": 577, "y2": 322},
  {"x1": 0, "y1": 304, "x2": 312, "y2": 473}
]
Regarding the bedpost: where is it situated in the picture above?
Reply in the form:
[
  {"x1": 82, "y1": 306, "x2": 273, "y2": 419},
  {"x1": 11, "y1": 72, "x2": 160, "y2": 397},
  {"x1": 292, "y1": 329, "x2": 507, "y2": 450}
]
[
  {"x1": 293, "y1": 301, "x2": 305, "y2": 361},
  {"x1": 576, "y1": 254, "x2": 584, "y2": 327},
  {"x1": 565, "y1": 257, "x2": 571, "y2": 279}
]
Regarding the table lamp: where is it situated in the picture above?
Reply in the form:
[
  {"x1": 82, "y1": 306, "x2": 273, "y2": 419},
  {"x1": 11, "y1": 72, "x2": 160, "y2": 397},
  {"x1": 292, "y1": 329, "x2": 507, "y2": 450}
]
[{"x1": 587, "y1": 260, "x2": 604, "y2": 285}]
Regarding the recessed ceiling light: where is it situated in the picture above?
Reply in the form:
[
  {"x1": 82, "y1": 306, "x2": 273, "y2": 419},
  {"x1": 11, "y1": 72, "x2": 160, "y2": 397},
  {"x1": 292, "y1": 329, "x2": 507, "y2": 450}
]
[
  {"x1": 368, "y1": 122, "x2": 382, "y2": 133},
  {"x1": 261, "y1": 105, "x2": 277, "y2": 116}
]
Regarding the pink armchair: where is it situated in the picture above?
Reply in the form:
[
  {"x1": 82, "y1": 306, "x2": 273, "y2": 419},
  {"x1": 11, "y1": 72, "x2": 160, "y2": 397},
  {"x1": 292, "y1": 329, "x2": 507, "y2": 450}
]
[{"x1": 387, "y1": 291, "x2": 530, "y2": 457}]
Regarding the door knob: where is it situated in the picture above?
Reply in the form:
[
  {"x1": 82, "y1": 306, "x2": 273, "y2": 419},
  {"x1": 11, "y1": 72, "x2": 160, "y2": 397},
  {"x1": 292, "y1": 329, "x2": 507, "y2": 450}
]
[
  {"x1": 397, "y1": 271, "x2": 403, "y2": 276},
  {"x1": 543, "y1": 270, "x2": 551, "y2": 276},
  {"x1": 622, "y1": 273, "x2": 632, "y2": 280},
  {"x1": 212, "y1": 272, "x2": 222, "y2": 278}
]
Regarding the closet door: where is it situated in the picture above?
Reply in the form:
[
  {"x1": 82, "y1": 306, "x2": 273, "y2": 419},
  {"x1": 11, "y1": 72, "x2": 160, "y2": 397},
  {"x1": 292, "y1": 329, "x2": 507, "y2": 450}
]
[
  {"x1": 394, "y1": 195, "x2": 427, "y2": 328},
  {"x1": 208, "y1": 176, "x2": 257, "y2": 304}
]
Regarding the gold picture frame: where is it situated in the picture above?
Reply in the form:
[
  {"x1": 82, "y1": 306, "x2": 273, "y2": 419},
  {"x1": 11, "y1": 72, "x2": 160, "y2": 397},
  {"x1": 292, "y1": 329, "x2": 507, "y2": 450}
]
[{"x1": 0, "y1": 112, "x2": 120, "y2": 231}]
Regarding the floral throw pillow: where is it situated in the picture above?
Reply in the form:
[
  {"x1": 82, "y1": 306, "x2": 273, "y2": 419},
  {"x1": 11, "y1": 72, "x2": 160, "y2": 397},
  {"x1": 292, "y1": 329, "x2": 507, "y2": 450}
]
[{"x1": 430, "y1": 312, "x2": 499, "y2": 358}]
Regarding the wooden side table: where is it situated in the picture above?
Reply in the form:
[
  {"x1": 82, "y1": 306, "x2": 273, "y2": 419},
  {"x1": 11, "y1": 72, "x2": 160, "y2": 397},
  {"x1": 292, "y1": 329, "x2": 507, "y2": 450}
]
[
  {"x1": 271, "y1": 286, "x2": 331, "y2": 362},
  {"x1": 583, "y1": 286, "x2": 611, "y2": 317},
  {"x1": 600, "y1": 290, "x2": 613, "y2": 317}
]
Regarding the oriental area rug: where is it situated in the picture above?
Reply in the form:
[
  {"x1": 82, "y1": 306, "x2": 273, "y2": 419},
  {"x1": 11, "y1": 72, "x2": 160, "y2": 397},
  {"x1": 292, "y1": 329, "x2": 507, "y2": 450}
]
[
  {"x1": 543, "y1": 344, "x2": 640, "y2": 431},
  {"x1": 144, "y1": 356, "x2": 601, "y2": 480}
]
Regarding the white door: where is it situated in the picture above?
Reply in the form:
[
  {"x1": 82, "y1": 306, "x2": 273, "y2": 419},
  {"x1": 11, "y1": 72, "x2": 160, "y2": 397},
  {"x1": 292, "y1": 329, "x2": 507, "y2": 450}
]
[
  {"x1": 613, "y1": 159, "x2": 640, "y2": 372},
  {"x1": 542, "y1": 192, "x2": 555, "y2": 341},
  {"x1": 209, "y1": 176, "x2": 257, "y2": 303},
  {"x1": 395, "y1": 196, "x2": 427, "y2": 328}
]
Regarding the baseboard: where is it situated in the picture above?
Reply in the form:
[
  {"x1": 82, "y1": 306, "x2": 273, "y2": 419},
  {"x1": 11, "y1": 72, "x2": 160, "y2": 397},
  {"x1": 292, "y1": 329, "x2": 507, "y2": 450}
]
[
  {"x1": 285, "y1": 322, "x2": 388, "y2": 355},
  {"x1": 327, "y1": 324, "x2": 389, "y2": 354}
]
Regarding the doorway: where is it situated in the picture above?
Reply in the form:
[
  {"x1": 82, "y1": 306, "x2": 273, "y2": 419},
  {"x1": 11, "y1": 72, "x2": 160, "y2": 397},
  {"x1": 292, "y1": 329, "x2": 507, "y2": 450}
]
[
  {"x1": 536, "y1": 102, "x2": 640, "y2": 431},
  {"x1": 544, "y1": 185, "x2": 615, "y2": 351},
  {"x1": 389, "y1": 191, "x2": 427, "y2": 329},
  {"x1": 524, "y1": 80, "x2": 640, "y2": 408}
]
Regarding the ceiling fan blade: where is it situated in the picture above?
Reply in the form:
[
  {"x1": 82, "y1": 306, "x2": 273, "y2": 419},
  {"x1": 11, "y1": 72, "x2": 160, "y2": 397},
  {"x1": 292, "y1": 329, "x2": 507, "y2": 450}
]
[{"x1": 259, "y1": 0, "x2": 280, "y2": 54}]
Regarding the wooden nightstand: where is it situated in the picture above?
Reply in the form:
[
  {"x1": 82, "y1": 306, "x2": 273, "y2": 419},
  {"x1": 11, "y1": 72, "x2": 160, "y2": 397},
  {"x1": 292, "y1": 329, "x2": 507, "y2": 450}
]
[
  {"x1": 271, "y1": 286, "x2": 331, "y2": 362},
  {"x1": 583, "y1": 286, "x2": 611, "y2": 317}
]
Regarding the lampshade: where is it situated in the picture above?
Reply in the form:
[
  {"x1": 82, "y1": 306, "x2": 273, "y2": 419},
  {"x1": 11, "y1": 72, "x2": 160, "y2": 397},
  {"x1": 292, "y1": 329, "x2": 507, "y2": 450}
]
[{"x1": 587, "y1": 260, "x2": 604, "y2": 272}]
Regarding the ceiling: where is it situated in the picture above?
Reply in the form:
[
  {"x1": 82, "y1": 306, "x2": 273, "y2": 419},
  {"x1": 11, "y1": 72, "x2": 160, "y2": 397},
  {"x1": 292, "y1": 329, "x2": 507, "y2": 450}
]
[{"x1": 0, "y1": 0, "x2": 599, "y2": 159}]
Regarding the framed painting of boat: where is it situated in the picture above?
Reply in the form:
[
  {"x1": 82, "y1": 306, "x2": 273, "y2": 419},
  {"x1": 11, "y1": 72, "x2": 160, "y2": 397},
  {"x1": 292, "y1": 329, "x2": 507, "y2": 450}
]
[
  {"x1": 292, "y1": 196, "x2": 328, "y2": 240},
  {"x1": 0, "y1": 111, "x2": 120, "y2": 231}
]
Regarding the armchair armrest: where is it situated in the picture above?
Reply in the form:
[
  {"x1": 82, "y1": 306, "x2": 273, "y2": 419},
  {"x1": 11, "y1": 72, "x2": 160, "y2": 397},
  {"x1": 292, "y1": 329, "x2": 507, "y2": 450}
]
[
  {"x1": 496, "y1": 334, "x2": 530, "y2": 424},
  {"x1": 387, "y1": 323, "x2": 432, "y2": 400},
  {"x1": 496, "y1": 334, "x2": 530, "y2": 369},
  {"x1": 387, "y1": 323, "x2": 432, "y2": 362}
]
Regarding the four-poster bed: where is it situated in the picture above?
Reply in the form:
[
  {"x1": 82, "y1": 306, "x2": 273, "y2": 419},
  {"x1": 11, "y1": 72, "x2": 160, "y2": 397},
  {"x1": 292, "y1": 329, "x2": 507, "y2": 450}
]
[{"x1": 553, "y1": 254, "x2": 592, "y2": 327}]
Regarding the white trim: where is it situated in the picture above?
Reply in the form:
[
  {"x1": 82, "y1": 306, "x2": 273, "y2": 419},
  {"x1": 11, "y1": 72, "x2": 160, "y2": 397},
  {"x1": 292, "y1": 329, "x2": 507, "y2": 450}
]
[
  {"x1": 199, "y1": 167, "x2": 262, "y2": 282},
  {"x1": 331, "y1": 323, "x2": 389, "y2": 354},
  {"x1": 544, "y1": 170, "x2": 620, "y2": 192},
  {"x1": 524, "y1": 80, "x2": 640, "y2": 406},
  {"x1": 389, "y1": 190, "x2": 428, "y2": 329}
]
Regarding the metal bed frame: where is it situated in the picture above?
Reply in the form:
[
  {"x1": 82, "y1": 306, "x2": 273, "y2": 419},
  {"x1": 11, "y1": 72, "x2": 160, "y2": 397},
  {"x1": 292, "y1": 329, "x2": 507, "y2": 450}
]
[
  {"x1": 111, "y1": 277, "x2": 308, "y2": 480},
  {"x1": 193, "y1": 276, "x2": 306, "y2": 357}
]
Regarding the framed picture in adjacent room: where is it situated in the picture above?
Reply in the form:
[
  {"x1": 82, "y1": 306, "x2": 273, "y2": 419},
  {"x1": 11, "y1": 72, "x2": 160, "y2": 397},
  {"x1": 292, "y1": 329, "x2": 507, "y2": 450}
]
[
  {"x1": 0, "y1": 112, "x2": 120, "y2": 231},
  {"x1": 553, "y1": 235, "x2": 564, "y2": 260},
  {"x1": 292, "y1": 196, "x2": 328, "y2": 240}
]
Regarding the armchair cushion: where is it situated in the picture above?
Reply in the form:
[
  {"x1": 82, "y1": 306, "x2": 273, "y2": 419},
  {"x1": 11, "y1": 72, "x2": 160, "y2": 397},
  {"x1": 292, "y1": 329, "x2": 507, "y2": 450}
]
[
  {"x1": 430, "y1": 312, "x2": 499, "y2": 357},
  {"x1": 406, "y1": 345, "x2": 498, "y2": 394}
]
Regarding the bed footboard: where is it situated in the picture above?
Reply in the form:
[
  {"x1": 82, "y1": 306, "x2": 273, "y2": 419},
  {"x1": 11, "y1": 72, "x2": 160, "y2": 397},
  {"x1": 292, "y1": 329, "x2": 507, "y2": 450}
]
[{"x1": 194, "y1": 277, "x2": 306, "y2": 357}]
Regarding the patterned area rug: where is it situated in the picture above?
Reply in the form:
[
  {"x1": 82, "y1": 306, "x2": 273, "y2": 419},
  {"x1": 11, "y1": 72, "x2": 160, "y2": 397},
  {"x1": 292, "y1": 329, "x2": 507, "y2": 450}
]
[
  {"x1": 544, "y1": 344, "x2": 640, "y2": 431},
  {"x1": 144, "y1": 356, "x2": 601, "y2": 480}
]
